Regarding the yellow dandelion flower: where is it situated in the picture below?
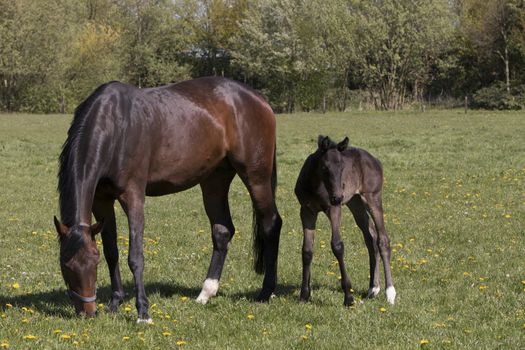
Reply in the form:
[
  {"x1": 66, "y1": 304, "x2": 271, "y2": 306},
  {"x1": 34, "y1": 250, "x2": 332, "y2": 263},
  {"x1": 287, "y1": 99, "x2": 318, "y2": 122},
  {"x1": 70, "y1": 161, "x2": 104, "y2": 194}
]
[
  {"x1": 301, "y1": 335, "x2": 308, "y2": 340},
  {"x1": 73, "y1": 341, "x2": 79, "y2": 345},
  {"x1": 379, "y1": 307, "x2": 387, "y2": 313},
  {"x1": 247, "y1": 314, "x2": 255, "y2": 320},
  {"x1": 162, "y1": 332, "x2": 171, "y2": 337},
  {"x1": 11, "y1": 283, "x2": 19, "y2": 289},
  {"x1": 420, "y1": 339, "x2": 429, "y2": 346},
  {"x1": 305, "y1": 323, "x2": 312, "y2": 331},
  {"x1": 521, "y1": 280, "x2": 525, "y2": 285},
  {"x1": 22, "y1": 335, "x2": 37, "y2": 340},
  {"x1": 0, "y1": 342, "x2": 8, "y2": 348},
  {"x1": 122, "y1": 336, "x2": 130, "y2": 341},
  {"x1": 176, "y1": 340, "x2": 187, "y2": 346},
  {"x1": 5, "y1": 304, "x2": 12, "y2": 308},
  {"x1": 124, "y1": 306, "x2": 132, "y2": 312},
  {"x1": 180, "y1": 296, "x2": 188, "y2": 302},
  {"x1": 504, "y1": 214, "x2": 511, "y2": 219},
  {"x1": 53, "y1": 330, "x2": 62, "y2": 334},
  {"x1": 479, "y1": 285, "x2": 488, "y2": 290},
  {"x1": 61, "y1": 335, "x2": 71, "y2": 340}
]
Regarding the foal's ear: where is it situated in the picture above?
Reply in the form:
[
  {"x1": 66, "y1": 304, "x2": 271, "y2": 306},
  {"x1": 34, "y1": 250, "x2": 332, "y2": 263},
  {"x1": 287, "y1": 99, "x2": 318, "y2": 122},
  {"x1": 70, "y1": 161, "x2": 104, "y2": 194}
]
[
  {"x1": 90, "y1": 219, "x2": 105, "y2": 237},
  {"x1": 337, "y1": 137, "x2": 349, "y2": 151},
  {"x1": 318, "y1": 135, "x2": 331, "y2": 151},
  {"x1": 54, "y1": 216, "x2": 69, "y2": 238}
]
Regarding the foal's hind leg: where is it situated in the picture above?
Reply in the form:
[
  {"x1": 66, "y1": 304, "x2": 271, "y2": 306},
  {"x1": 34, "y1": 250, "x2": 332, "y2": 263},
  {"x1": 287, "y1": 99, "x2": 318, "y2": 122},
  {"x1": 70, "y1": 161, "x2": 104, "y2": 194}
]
[
  {"x1": 362, "y1": 192, "x2": 396, "y2": 304},
  {"x1": 196, "y1": 168, "x2": 236, "y2": 304},
  {"x1": 327, "y1": 205, "x2": 354, "y2": 306},
  {"x1": 92, "y1": 197, "x2": 125, "y2": 312},
  {"x1": 347, "y1": 196, "x2": 381, "y2": 299}
]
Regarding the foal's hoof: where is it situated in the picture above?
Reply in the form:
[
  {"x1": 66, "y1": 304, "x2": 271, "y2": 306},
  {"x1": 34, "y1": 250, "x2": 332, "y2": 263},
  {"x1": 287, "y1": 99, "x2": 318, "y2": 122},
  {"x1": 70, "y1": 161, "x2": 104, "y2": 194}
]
[
  {"x1": 386, "y1": 286, "x2": 396, "y2": 305},
  {"x1": 366, "y1": 287, "x2": 381, "y2": 299}
]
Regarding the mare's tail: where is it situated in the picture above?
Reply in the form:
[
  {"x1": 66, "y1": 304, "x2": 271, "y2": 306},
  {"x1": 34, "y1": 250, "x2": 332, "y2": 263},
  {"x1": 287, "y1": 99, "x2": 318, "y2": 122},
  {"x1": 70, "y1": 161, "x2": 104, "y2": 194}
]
[{"x1": 252, "y1": 145, "x2": 278, "y2": 274}]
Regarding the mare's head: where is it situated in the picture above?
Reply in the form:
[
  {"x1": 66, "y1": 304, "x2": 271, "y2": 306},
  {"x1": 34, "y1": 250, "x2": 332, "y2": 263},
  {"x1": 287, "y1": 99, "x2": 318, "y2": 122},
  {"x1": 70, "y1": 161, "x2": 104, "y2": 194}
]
[
  {"x1": 317, "y1": 135, "x2": 349, "y2": 205},
  {"x1": 54, "y1": 217, "x2": 103, "y2": 317}
]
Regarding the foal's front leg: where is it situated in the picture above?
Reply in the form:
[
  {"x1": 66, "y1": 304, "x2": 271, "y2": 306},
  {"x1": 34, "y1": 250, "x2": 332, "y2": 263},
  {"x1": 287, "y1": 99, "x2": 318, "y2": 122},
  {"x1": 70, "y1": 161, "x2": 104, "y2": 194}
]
[
  {"x1": 300, "y1": 206, "x2": 317, "y2": 302},
  {"x1": 328, "y1": 205, "x2": 354, "y2": 306}
]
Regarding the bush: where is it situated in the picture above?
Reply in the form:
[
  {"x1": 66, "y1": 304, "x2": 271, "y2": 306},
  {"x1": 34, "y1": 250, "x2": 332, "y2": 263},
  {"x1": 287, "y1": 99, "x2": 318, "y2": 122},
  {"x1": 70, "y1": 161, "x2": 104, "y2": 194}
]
[{"x1": 472, "y1": 82, "x2": 525, "y2": 110}]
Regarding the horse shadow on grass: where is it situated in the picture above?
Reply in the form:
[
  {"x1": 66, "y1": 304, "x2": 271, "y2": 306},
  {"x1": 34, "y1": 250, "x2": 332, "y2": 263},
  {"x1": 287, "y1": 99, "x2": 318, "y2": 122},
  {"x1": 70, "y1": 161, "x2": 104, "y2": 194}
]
[{"x1": 0, "y1": 281, "x2": 299, "y2": 318}]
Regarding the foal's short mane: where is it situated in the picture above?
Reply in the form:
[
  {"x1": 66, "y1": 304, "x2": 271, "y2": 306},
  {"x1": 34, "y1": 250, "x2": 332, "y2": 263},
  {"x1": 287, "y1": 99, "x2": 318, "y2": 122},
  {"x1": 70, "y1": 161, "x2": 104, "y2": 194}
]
[{"x1": 58, "y1": 82, "x2": 117, "y2": 228}]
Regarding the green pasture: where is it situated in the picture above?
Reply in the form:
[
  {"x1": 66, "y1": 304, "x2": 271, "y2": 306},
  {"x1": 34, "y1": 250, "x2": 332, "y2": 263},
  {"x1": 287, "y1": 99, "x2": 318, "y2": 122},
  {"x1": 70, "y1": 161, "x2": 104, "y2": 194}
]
[{"x1": 0, "y1": 111, "x2": 524, "y2": 349}]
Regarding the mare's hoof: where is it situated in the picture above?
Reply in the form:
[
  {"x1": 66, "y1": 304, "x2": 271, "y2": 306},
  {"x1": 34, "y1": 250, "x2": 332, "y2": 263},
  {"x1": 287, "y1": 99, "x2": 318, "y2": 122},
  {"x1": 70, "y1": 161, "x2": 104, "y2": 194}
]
[
  {"x1": 136, "y1": 317, "x2": 153, "y2": 324},
  {"x1": 344, "y1": 296, "x2": 355, "y2": 307},
  {"x1": 256, "y1": 290, "x2": 274, "y2": 302}
]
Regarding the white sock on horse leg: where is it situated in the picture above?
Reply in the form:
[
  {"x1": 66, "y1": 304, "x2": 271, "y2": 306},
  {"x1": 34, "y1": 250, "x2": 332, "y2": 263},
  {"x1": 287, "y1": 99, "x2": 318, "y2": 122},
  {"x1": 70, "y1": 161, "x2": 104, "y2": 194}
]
[{"x1": 196, "y1": 279, "x2": 219, "y2": 305}]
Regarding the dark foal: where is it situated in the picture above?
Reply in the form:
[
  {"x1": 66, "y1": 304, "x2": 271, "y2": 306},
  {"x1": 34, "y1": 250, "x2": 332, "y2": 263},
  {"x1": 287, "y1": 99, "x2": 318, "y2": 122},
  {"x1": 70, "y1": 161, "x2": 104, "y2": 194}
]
[{"x1": 295, "y1": 136, "x2": 396, "y2": 306}]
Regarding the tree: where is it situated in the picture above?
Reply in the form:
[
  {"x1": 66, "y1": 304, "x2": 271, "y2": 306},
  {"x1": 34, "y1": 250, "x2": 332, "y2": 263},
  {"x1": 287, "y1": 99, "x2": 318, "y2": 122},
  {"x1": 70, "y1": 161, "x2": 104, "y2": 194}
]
[
  {"x1": 352, "y1": 0, "x2": 454, "y2": 110},
  {"x1": 460, "y1": 0, "x2": 525, "y2": 93},
  {"x1": 119, "y1": 0, "x2": 191, "y2": 88},
  {"x1": 0, "y1": 0, "x2": 79, "y2": 112}
]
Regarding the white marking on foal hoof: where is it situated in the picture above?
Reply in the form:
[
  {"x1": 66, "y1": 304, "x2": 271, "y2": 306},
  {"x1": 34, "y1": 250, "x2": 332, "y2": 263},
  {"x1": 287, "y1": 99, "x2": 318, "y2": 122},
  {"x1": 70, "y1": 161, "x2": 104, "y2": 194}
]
[
  {"x1": 136, "y1": 317, "x2": 153, "y2": 324},
  {"x1": 196, "y1": 279, "x2": 219, "y2": 305},
  {"x1": 386, "y1": 286, "x2": 396, "y2": 305},
  {"x1": 367, "y1": 287, "x2": 380, "y2": 298}
]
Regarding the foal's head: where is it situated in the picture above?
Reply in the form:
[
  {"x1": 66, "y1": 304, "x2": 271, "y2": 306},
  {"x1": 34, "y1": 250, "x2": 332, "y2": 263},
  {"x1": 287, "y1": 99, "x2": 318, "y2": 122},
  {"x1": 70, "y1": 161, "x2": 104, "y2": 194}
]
[
  {"x1": 317, "y1": 135, "x2": 349, "y2": 205},
  {"x1": 54, "y1": 217, "x2": 103, "y2": 316}
]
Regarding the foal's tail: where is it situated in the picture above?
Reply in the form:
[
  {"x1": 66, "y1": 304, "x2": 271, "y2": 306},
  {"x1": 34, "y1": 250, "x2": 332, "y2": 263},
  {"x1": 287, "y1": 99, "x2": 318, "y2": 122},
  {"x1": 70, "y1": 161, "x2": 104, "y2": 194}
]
[{"x1": 252, "y1": 145, "x2": 278, "y2": 274}]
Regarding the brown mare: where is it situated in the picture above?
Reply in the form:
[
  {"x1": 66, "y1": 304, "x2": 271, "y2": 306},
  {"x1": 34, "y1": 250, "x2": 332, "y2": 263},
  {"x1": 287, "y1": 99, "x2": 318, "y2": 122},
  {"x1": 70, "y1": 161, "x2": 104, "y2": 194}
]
[
  {"x1": 54, "y1": 77, "x2": 282, "y2": 322},
  {"x1": 295, "y1": 136, "x2": 395, "y2": 306}
]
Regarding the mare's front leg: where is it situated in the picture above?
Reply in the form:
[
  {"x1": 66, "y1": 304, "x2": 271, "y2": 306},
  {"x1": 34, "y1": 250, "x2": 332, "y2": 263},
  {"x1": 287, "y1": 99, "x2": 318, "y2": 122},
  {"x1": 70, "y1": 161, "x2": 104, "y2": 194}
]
[
  {"x1": 363, "y1": 192, "x2": 396, "y2": 305},
  {"x1": 196, "y1": 169, "x2": 236, "y2": 304},
  {"x1": 327, "y1": 205, "x2": 354, "y2": 306},
  {"x1": 92, "y1": 198, "x2": 125, "y2": 312},
  {"x1": 119, "y1": 188, "x2": 151, "y2": 322},
  {"x1": 300, "y1": 206, "x2": 318, "y2": 302}
]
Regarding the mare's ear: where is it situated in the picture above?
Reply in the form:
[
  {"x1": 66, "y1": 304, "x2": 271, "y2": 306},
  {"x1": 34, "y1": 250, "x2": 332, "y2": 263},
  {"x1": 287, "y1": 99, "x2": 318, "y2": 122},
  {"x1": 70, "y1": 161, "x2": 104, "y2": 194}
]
[
  {"x1": 54, "y1": 216, "x2": 69, "y2": 238},
  {"x1": 90, "y1": 219, "x2": 105, "y2": 237},
  {"x1": 337, "y1": 137, "x2": 349, "y2": 151},
  {"x1": 317, "y1": 135, "x2": 331, "y2": 152}
]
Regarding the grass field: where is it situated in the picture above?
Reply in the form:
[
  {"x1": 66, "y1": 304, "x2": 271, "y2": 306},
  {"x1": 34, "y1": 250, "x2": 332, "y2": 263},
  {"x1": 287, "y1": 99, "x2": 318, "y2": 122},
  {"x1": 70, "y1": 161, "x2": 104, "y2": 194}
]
[{"x1": 0, "y1": 110, "x2": 524, "y2": 349}]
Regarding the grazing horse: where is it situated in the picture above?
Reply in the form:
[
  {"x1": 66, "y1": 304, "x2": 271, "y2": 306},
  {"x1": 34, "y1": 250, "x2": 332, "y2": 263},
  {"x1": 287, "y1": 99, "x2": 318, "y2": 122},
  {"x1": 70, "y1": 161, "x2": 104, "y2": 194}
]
[
  {"x1": 295, "y1": 135, "x2": 395, "y2": 306},
  {"x1": 54, "y1": 77, "x2": 282, "y2": 322}
]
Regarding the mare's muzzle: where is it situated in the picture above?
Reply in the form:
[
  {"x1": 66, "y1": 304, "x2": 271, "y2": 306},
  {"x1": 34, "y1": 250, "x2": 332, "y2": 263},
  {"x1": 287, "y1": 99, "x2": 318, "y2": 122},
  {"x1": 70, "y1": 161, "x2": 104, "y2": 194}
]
[
  {"x1": 330, "y1": 195, "x2": 343, "y2": 205},
  {"x1": 67, "y1": 289, "x2": 98, "y2": 316}
]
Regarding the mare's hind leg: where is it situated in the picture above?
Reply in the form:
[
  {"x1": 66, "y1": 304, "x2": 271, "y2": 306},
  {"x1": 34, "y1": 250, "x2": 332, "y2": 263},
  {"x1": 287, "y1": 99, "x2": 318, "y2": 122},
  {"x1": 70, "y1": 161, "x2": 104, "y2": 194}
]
[
  {"x1": 243, "y1": 180, "x2": 282, "y2": 302},
  {"x1": 196, "y1": 167, "x2": 236, "y2": 304},
  {"x1": 362, "y1": 192, "x2": 396, "y2": 304},
  {"x1": 347, "y1": 196, "x2": 381, "y2": 299},
  {"x1": 327, "y1": 205, "x2": 354, "y2": 306},
  {"x1": 92, "y1": 197, "x2": 125, "y2": 312},
  {"x1": 299, "y1": 206, "x2": 318, "y2": 303}
]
